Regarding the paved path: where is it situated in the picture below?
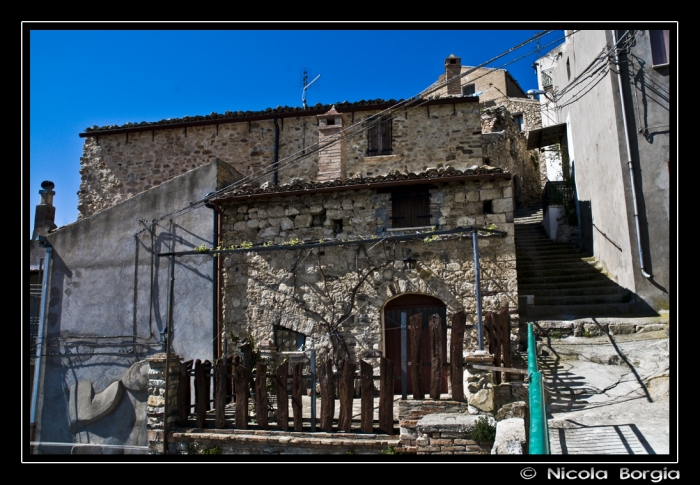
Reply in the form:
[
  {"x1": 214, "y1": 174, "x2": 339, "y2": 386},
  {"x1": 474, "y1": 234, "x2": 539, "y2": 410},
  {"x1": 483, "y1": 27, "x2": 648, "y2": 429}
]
[{"x1": 539, "y1": 329, "x2": 671, "y2": 455}]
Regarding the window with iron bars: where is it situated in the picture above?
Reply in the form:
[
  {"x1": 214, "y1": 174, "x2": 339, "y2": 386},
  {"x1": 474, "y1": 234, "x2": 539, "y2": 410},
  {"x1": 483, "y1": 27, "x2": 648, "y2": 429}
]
[{"x1": 366, "y1": 116, "x2": 393, "y2": 156}]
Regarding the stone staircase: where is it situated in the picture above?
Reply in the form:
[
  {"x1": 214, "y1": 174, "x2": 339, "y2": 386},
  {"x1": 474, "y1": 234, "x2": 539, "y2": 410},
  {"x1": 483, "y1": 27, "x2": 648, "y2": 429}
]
[{"x1": 514, "y1": 206, "x2": 638, "y2": 319}]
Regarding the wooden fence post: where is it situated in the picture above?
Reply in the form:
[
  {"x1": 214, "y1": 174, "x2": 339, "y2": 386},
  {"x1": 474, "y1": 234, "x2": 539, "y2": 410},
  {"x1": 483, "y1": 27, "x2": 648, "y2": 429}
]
[
  {"x1": 499, "y1": 307, "x2": 512, "y2": 382},
  {"x1": 178, "y1": 360, "x2": 192, "y2": 426},
  {"x1": 338, "y1": 359, "x2": 357, "y2": 432},
  {"x1": 194, "y1": 359, "x2": 211, "y2": 428},
  {"x1": 215, "y1": 360, "x2": 226, "y2": 429},
  {"x1": 292, "y1": 363, "x2": 303, "y2": 431},
  {"x1": 276, "y1": 362, "x2": 289, "y2": 431},
  {"x1": 255, "y1": 362, "x2": 268, "y2": 429},
  {"x1": 484, "y1": 312, "x2": 499, "y2": 384},
  {"x1": 319, "y1": 360, "x2": 335, "y2": 432},
  {"x1": 378, "y1": 356, "x2": 394, "y2": 435},
  {"x1": 450, "y1": 310, "x2": 466, "y2": 401},
  {"x1": 360, "y1": 360, "x2": 373, "y2": 433},
  {"x1": 410, "y1": 313, "x2": 424, "y2": 399},
  {"x1": 234, "y1": 359, "x2": 248, "y2": 429},
  {"x1": 429, "y1": 314, "x2": 443, "y2": 399}
]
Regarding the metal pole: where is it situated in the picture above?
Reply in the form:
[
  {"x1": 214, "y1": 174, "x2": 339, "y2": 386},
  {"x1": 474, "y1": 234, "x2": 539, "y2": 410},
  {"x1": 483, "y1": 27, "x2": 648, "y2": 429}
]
[
  {"x1": 309, "y1": 349, "x2": 316, "y2": 432},
  {"x1": 30, "y1": 248, "x2": 52, "y2": 449},
  {"x1": 472, "y1": 230, "x2": 484, "y2": 351},
  {"x1": 401, "y1": 312, "x2": 407, "y2": 400}
]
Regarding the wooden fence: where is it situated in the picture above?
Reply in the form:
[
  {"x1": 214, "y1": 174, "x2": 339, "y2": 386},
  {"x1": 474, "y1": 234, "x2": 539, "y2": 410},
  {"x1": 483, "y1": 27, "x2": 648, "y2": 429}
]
[{"x1": 176, "y1": 308, "x2": 515, "y2": 434}]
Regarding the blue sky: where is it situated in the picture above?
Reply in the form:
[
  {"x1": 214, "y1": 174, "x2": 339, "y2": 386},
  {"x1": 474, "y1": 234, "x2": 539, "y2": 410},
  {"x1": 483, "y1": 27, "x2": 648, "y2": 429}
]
[{"x1": 25, "y1": 25, "x2": 566, "y2": 237}]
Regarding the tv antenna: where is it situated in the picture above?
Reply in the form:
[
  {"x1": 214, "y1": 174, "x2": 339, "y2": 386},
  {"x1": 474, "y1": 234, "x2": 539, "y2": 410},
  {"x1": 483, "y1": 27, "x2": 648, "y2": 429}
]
[{"x1": 301, "y1": 70, "x2": 321, "y2": 109}]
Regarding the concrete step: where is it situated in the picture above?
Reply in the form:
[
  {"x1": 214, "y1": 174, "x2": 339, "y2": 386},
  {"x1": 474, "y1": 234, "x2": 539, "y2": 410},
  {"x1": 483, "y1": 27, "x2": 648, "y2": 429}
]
[
  {"x1": 518, "y1": 269, "x2": 614, "y2": 282},
  {"x1": 519, "y1": 280, "x2": 621, "y2": 291},
  {"x1": 530, "y1": 294, "x2": 629, "y2": 306},
  {"x1": 516, "y1": 265, "x2": 607, "y2": 278},
  {"x1": 522, "y1": 302, "x2": 637, "y2": 318},
  {"x1": 518, "y1": 287, "x2": 623, "y2": 297}
]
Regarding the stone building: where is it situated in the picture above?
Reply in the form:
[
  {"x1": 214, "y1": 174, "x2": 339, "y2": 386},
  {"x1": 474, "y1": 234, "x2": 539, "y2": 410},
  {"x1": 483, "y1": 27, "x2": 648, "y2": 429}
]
[
  {"x1": 30, "y1": 56, "x2": 529, "y2": 454},
  {"x1": 425, "y1": 55, "x2": 546, "y2": 203}
]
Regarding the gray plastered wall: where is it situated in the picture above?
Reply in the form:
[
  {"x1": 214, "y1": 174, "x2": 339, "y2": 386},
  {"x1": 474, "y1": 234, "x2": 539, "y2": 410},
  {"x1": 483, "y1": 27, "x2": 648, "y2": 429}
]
[{"x1": 33, "y1": 160, "x2": 239, "y2": 452}]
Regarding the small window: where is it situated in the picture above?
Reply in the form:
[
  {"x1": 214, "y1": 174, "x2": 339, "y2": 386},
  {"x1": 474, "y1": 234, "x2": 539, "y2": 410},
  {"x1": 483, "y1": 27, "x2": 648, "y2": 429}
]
[
  {"x1": 391, "y1": 186, "x2": 431, "y2": 228},
  {"x1": 650, "y1": 30, "x2": 669, "y2": 67},
  {"x1": 275, "y1": 326, "x2": 306, "y2": 352},
  {"x1": 462, "y1": 83, "x2": 476, "y2": 96},
  {"x1": 513, "y1": 114, "x2": 524, "y2": 131},
  {"x1": 367, "y1": 116, "x2": 393, "y2": 156},
  {"x1": 483, "y1": 200, "x2": 493, "y2": 214}
]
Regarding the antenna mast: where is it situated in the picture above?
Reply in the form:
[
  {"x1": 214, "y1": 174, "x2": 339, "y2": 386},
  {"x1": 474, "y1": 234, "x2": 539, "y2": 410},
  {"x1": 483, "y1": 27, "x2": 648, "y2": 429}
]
[{"x1": 302, "y1": 70, "x2": 321, "y2": 109}]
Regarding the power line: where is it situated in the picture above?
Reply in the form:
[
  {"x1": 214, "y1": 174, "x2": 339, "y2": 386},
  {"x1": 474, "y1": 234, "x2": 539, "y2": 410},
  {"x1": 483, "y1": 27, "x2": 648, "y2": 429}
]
[{"x1": 137, "y1": 30, "x2": 557, "y2": 229}]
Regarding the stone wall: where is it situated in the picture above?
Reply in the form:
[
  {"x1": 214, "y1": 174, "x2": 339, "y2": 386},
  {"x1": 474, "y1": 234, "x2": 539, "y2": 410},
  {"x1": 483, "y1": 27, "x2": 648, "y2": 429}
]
[
  {"x1": 218, "y1": 179, "x2": 516, "y2": 371},
  {"x1": 78, "y1": 100, "x2": 483, "y2": 219},
  {"x1": 481, "y1": 106, "x2": 543, "y2": 209}
]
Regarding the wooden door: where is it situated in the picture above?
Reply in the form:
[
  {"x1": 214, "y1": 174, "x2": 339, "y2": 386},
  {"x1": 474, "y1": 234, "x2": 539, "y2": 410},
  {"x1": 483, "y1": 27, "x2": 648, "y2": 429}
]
[{"x1": 384, "y1": 294, "x2": 447, "y2": 395}]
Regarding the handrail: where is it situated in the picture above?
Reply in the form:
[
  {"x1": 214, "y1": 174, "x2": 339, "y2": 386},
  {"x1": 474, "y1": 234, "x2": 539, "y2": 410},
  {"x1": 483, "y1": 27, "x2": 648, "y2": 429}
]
[{"x1": 527, "y1": 322, "x2": 551, "y2": 454}]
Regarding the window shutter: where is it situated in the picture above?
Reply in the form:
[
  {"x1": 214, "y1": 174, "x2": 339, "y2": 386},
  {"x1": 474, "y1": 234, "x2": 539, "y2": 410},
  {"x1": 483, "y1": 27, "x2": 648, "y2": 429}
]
[
  {"x1": 650, "y1": 30, "x2": 669, "y2": 66},
  {"x1": 367, "y1": 120, "x2": 378, "y2": 156},
  {"x1": 380, "y1": 117, "x2": 393, "y2": 155}
]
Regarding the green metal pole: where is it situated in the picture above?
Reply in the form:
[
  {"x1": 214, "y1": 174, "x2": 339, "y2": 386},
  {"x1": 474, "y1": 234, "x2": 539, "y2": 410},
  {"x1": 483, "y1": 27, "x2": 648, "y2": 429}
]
[{"x1": 527, "y1": 323, "x2": 550, "y2": 454}]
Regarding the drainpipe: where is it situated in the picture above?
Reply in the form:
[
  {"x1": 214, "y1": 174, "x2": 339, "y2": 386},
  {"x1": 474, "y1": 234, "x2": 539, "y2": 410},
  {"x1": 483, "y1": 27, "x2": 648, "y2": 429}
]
[
  {"x1": 612, "y1": 29, "x2": 651, "y2": 279},
  {"x1": 272, "y1": 118, "x2": 280, "y2": 186},
  {"x1": 30, "y1": 243, "x2": 52, "y2": 449},
  {"x1": 205, "y1": 195, "x2": 220, "y2": 360}
]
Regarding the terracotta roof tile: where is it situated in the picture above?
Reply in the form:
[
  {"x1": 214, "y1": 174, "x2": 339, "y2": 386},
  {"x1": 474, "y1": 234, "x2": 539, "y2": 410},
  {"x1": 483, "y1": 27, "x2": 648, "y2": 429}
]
[
  {"x1": 84, "y1": 99, "x2": 404, "y2": 133},
  {"x1": 212, "y1": 165, "x2": 508, "y2": 201}
]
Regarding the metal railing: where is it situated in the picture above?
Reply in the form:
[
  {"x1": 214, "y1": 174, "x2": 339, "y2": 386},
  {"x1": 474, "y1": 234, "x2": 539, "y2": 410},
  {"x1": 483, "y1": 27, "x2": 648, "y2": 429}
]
[
  {"x1": 542, "y1": 180, "x2": 575, "y2": 214},
  {"x1": 528, "y1": 323, "x2": 551, "y2": 454}
]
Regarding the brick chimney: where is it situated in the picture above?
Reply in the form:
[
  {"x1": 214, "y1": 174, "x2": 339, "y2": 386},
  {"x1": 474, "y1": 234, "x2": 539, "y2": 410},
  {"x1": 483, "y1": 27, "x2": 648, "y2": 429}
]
[
  {"x1": 445, "y1": 54, "x2": 462, "y2": 95},
  {"x1": 32, "y1": 180, "x2": 57, "y2": 240},
  {"x1": 317, "y1": 106, "x2": 347, "y2": 182}
]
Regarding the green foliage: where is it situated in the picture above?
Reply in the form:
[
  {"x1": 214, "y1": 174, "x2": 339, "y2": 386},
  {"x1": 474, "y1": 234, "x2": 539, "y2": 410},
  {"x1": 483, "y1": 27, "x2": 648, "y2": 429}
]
[
  {"x1": 582, "y1": 329, "x2": 594, "y2": 338},
  {"x1": 194, "y1": 244, "x2": 210, "y2": 253},
  {"x1": 468, "y1": 416, "x2": 496, "y2": 444},
  {"x1": 188, "y1": 443, "x2": 222, "y2": 455},
  {"x1": 380, "y1": 445, "x2": 396, "y2": 455},
  {"x1": 549, "y1": 330, "x2": 563, "y2": 339},
  {"x1": 239, "y1": 241, "x2": 253, "y2": 249},
  {"x1": 424, "y1": 235, "x2": 440, "y2": 243},
  {"x1": 346, "y1": 449, "x2": 355, "y2": 455},
  {"x1": 284, "y1": 238, "x2": 302, "y2": 246}
]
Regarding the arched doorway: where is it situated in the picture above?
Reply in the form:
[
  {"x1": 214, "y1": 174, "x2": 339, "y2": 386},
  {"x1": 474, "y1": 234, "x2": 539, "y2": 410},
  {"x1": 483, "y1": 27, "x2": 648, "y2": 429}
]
[{"x1": 384, "y1": 294, "x2": 448, "y2": 395}]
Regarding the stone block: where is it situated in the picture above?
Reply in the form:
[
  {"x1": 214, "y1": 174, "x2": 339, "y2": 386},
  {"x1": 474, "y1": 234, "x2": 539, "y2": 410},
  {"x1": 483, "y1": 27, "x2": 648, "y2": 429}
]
[
  {"x1": 491, "y1": 418, "x2": 526, "y2": 455},
  {"x1": 468, "y1": 388, "x2": 495, "y2": 413},
  {"x1": 636, "y1": 324, "x2": 666, "y2": 333},
  {"x1": 609, "y1": 323, "x2": 635, "y2": 335}
]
